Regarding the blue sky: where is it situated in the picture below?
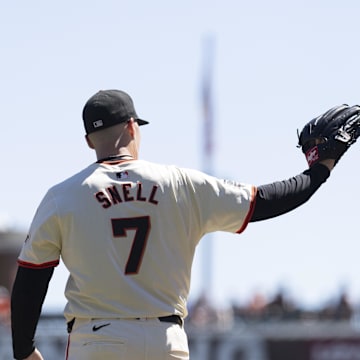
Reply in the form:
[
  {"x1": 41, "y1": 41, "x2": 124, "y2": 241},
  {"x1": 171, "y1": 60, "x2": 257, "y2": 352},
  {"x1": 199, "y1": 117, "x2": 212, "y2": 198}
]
[{"x1": 1, "y1": 0, "x2": 360, "y2": 312}]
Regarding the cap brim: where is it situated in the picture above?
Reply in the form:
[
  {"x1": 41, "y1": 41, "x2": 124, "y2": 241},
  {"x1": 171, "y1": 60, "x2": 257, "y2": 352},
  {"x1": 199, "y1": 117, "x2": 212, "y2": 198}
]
[{"x1": 136, "y1": 118, "x2": 149, "y2": 126}]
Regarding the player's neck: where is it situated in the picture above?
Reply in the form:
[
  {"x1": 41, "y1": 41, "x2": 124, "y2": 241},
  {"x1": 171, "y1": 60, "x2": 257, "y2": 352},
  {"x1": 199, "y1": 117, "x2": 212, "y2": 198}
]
[
  {"x1": 96, "y1": 154, "x2": 134, "y2": 163},
  {"x1": 96, "y1": 146, "x2": 135, "y2": 161}
]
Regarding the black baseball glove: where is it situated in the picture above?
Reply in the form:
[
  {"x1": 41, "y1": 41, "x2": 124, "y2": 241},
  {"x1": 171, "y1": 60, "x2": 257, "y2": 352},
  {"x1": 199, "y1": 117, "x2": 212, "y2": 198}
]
[{"x1": 298, "y1": 104, "x2": 360, "y2": 167}]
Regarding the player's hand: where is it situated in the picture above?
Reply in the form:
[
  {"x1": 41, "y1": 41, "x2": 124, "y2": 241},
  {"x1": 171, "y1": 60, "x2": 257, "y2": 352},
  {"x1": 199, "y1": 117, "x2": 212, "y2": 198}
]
[
  {"x1": 23, "y1": 348, "x2": 44, "y2": 360},
  {"x1": 318, "y1": 159, "x2": 335, "y2": 172}
]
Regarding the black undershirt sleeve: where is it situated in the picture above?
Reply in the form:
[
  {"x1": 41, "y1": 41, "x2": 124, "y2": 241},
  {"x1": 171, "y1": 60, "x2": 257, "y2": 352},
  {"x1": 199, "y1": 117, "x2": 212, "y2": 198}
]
[
  {"x1": 250, "y1": 163, "x2": 331, "y2": 222},
  {"x1": 11, "y1": 266, "x2": 54, "y2": 360}
]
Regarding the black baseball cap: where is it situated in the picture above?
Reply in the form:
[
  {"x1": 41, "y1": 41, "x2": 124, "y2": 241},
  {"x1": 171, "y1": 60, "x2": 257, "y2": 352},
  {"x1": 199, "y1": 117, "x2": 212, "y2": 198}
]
[{"x1": 82, "y1": 89, "x2": 149, "y2": 134}]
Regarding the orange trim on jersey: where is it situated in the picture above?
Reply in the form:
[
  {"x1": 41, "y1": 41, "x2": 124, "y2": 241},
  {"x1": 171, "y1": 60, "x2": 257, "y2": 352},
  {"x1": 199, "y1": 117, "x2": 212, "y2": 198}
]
[
  {"x1": 65, "y1": 335, "x2": 71, "y2": 360},
  {"x1": 236, "y1": 185, "x2": 257, "y2": 234},
  {"x1": 17, "y1": 259, "x2": 60, "y2": 269}
]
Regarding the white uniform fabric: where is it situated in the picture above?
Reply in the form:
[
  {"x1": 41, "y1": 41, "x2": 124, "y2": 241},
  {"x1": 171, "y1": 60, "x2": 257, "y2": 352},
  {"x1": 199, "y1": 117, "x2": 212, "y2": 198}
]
[
  {"x1": 67, "y1": 317, "x2": 189, "y2": 360},
  {"x1": 18, "y1": 159, "x2": 256, "y2": 323}
]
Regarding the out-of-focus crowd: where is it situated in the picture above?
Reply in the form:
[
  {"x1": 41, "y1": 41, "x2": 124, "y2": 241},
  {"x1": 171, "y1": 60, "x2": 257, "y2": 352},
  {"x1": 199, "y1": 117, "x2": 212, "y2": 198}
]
[
  {"x1": 186, "y1": 288, "x2": 356, "y2": 329},
  {"x1": 0, "y1": 286, "x2": 10, "y2": 328}
]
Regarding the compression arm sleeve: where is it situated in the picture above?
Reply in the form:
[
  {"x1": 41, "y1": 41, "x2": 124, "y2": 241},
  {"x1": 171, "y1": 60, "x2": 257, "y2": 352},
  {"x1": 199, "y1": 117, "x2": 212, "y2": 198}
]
[
  {"x1": 11, "y1": 266, "x2": 54, "y2": 359},
  {"x1": 250, "y1": 163, "x2": 330, "y2": 222}
]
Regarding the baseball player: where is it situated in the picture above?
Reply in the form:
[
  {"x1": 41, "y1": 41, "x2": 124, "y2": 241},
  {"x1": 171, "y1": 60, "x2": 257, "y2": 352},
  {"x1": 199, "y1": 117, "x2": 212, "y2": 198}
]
[{"x1": 11, "y1": 90, "x2": 360, "y2": 360}]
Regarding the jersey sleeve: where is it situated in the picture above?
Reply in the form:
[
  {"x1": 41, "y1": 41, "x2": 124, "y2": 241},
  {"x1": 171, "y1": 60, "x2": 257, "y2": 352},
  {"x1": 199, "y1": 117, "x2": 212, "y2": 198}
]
[
  {"x1": 182, "y1": 168, "x2": 257, "y2": 235},
  {"x1": 18, "y1": 190, "x2": 61, "y2": 269}
]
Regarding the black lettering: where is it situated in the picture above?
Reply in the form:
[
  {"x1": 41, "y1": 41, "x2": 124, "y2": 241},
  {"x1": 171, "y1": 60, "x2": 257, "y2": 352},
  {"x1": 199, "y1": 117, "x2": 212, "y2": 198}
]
[
  {"x1": 136, "y1": 183, "x2": 147, "y2": 201},
  {"x1": 122, "y1": 183, "x2": 134, "y2": 202},
  {"x1": 95, "y1": 192, "x2": 112, "y2": 209},
  {"x1": 96, "y1": 183, "x2": 159, "y2": 209},
  {"x1": 107, "y1": 185, "x2": 123, "y2": 204},
  {"x1": 149, "y1": 185, "x2": 159, "y2": 205}
]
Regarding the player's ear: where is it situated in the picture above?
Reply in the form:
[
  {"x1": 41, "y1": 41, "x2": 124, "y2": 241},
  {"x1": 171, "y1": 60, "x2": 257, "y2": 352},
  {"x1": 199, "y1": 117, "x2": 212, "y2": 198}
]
[
  {"x1": 85, "y1": 134, "x2": 95, "y2": 149},
  {"x1": 126, "y1": 118, "x2": 137, "y2": 138}
]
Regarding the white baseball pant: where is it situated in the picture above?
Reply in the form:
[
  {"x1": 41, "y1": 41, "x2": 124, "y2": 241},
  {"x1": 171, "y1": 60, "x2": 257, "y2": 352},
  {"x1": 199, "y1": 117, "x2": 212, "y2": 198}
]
[{"x1": 66, "y1": 317, "x2": 189, "y2": 360}]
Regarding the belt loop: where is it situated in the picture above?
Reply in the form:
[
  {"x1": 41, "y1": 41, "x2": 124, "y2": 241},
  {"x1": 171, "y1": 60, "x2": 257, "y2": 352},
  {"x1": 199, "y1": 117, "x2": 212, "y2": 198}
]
[
  {"x1": 67, "y1": 318, "x2": 75, "y2": 334},
  {"x1": 158, "y1": 315, "x2": 183, "y2": 327}
]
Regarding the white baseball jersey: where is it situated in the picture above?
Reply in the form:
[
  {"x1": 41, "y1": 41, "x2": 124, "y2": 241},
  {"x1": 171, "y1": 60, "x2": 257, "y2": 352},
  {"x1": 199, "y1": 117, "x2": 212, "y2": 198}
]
[{"x1": 18, "y1": 159, "x2": 256, "y2": 322}]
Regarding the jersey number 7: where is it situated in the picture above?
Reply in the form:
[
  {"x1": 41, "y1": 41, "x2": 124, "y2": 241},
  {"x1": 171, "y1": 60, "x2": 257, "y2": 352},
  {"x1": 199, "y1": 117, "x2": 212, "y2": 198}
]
[{"x1": 111, "y1": 216, "x2": 151, "y2": 275}]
